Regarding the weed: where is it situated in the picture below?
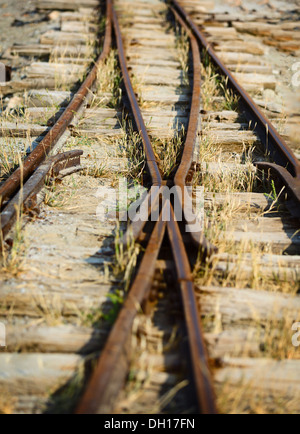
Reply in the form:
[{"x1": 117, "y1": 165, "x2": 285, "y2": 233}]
[
  {"x1": 220, "y1": 78, "x2": 240, "y2": 111},
  {"x1": 152, "y1": 127, "x2": 185, "y2": 178},
  {"x1": 118, "y1": 120, "x2": 146, "y2": 183},
  {"x1": 175, "y1": 26, "x2": 190, "y2": 86},
  {"x1": 102, "y1": 290, "x2": 125, "y2": 324},
  {"x1": 44, "y1": 177, "x2": 78, "y2": 208},
  {"x1": 113, "y1": 223, "x2": 140, "y2": 292},
  {"x1": 0, "y1": 207, "x2": 26, "y2": 275},
  {"x1": 201, "y1": 57, "x2": 240, "y2": 112},
  {"x1": 0, "y1": 139, "x2": 27, "y2": 185},
  {"x1": 93, "y1": 50, "x2": 122, "y2": 108}
]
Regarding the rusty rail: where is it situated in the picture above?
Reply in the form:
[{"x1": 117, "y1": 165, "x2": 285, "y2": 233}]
[
  {"x1": 76, "y1": 209, "x2": 167, "y2": 414},
  {"x1": 1, "y1": 151, "x2": 83, "y2": 239},
  {"x1": 0, "y1": 0, "x2": 113, "y2": 208},
  {"x1": 171, "y1": 0, "x2": 300, "y2": 215},
  {"x1": 112, "y1": 6, "x2": 162, "y2": 187},
  {"x1": 76, "y1": 0, "x2": 217, "y2": 415}
]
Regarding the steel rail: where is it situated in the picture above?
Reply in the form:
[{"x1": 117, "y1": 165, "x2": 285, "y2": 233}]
[
  {"x1": 171, "y1": 6, "x2": 201, "y2": 190},
  {"x1": 167, "y1": 9, "x2": 216, "y2": 412},
  {"x1": 170, "y1": 5, "x2": 214, "y2": 253},
  {"x1": 112, "y1": 6, "x2": 162, "y2": 187},
  {"x1": 167, "y1": 206, "x2": 217, "y2": 414},
  {"x1": 171, "y1": 0, "x2": 300, "y2": 212},
  {"x1": 76, "y1": 1, "x2": 217, "y2": 415},
  {"x1": 0, "y1": 0, "x2": 113, "y2": 208}
]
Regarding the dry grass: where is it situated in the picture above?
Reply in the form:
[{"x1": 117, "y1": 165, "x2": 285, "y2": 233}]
[
  {"x1": 113, "y1": 223, "x2": 140, "y2": 292},
  {"x1": 0, "y1": 142, "x2": 27, "y2": 185},
  {"x1": 216, "y1": 381, "x2": 300, "y2": 414},
  {"x1": 33, "y1": 293, "x2": 70, "y2": 327},
  {"x1": 81, "y1": 162, "x2": 108, "y2": 179},
  {"x1": 262, "y1": 316, "x2": 300, "y2": 360},
  {"x1": 201, "y1": 57, "x2": 240, "y2": 112},
  {"x1": 174, "y1": 25, "x2": 190, "y2": 86},
  {"x1": 201, "y1": 62, "x2": 221, "y2": 111},
  {"x1": 0, "y1": 221, "x2": 26, "y2": 276},
  {"x1": 199, "y1": 255, "x2": 299, "y2": 294},
  {"x1": 0, "y1": 157, "x2": 27, "y2": 276},
  {"x1": 117, "y1": 121, "x2": 146, "y2": 183},
  {"x1": 93, "y1": 50, "x2": 122, "y2": 108},
  {"x1": 44, "y1": 175, "x2": 79, "y2": 208},
  {"x1": 152, "y1": 128, "x2": 185, "y2": 178}
]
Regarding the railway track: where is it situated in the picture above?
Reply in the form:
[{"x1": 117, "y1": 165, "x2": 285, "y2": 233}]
[{"x1": 0, "y1": 0, "x2": 299, "y2": 415}]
